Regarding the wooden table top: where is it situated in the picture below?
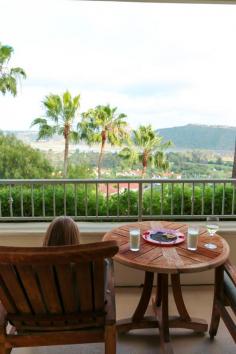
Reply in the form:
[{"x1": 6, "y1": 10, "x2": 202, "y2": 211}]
[{"x1": 103, "y1": 221, "x2": 230, "y2": 274}]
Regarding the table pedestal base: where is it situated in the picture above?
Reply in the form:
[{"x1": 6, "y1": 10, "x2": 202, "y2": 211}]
[{"x1": 117, "y1": 271, "x2": 208, "y2": 354}]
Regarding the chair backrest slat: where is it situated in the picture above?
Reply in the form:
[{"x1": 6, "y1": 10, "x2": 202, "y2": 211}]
[
  {"x1": 16, "y1": 265, "x2": 47, "y2": 314},
  {"x1": 0, "y1": 283, "x2": 16, "y2": 313},
  {"x1": 55, "y1": 264, "x2": 77, "y2": 313},
  {"x1": 0, "y1": 265, "x2": 31, "y2": 314},
  {"x1": 93, "y1": 259, "x2": 105, "y2": 311},
  {"x1": 34, "y1": 265, "x2": 63, "y2": 314},
  {"x1": 76, "y1": 262, "x2": 93, "y2": 312}
]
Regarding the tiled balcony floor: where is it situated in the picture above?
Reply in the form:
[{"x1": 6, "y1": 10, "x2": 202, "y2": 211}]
[{"x1": 13, "y1": 286, "x2": 235, "y2": 354}]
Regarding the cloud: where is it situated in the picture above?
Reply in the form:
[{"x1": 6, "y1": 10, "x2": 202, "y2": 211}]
[{"x1": 0, "y1": 0, "x2": 236, "y2": 130}]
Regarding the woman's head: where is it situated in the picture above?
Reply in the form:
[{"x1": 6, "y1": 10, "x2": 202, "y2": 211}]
[{"x1": 43, "y1": 216, "x2": 80, "y2": 246}]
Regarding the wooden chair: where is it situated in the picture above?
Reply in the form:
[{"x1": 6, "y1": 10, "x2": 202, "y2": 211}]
[
  {"x1": 0, "y1": 240, "x2": 118, "y2": 354},
  {"x1": 209, "y1": 261, "x2": 236, "y2": 342}
]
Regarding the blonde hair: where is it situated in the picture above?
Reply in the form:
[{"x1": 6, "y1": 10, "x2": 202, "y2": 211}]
[{"x1": 43, "y1": 216, "x2": 80, "y2": 246}]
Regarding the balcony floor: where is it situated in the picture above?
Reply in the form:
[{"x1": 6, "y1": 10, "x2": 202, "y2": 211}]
[{"x1": 13, "y1": 285, "x2": 235, "y2": 354}]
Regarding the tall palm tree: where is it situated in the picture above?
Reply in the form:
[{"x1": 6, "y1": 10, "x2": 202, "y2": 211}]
[
  {"x1": 0, "y1": 43, "x2": 26, "y2": 96},
  {"x1": 119, "y1": 124, "x2": 171, "y2": 177},
  {"x1": 31, "y1": 91, "x2": 80, "y2": 177},
  {"x1": 79, "y1": 105, "x2": 128, "y2": 177}
]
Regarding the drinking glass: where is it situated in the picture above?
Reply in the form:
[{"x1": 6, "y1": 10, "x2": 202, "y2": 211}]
[
  {"x1": 205, "y1": 216, "x2": 219, "y2": 250},
  {"x1": 187, "y1": 226, "x2": 199, "y2": 251},
  {"x1": 129, "y1": 228, "x2": 141, "y2": 251}
]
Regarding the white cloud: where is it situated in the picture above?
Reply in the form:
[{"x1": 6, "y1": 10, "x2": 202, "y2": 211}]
[{"x1": 1, "y1": 0, "x2": 236, "y2": 130}]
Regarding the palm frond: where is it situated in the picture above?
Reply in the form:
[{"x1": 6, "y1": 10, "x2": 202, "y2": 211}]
[
  {"x1": 0, "y1": 75, "x2": 17, "y2": 96},
  {"x1": 0, "y1": 44, "x2": 13, "y2": 65},
  {"x1": 30, "y1": 117, "x2": 48, "y2": 127},
  {"x1": 37, "y1": 125, "x2": 57, "y2": 140},
  {"x1": 10, "y1": 67, "x2": 26, "y2": 79},
  {"x1": 69, "y1": 130, "x2": 80, "y2": 143}
]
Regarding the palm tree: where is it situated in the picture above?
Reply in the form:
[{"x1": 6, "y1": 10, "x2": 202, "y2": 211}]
[
  {"x1": 31, "y1": 91, "x2": 80, "y2": 177},
  {"x1": 79, "y1": 105, "x2": 128, "y2": 177},
  {"x1": 0, "y1": 43, "x2": 26, "y2": 96},
  {"x1": 119, "y1": 124, "x2": 171, "y2": 177}
]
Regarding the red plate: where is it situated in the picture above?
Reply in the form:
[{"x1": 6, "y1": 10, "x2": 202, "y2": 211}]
[{"x1": 142, "y1": 228, "x2": 185, "y2": 246}]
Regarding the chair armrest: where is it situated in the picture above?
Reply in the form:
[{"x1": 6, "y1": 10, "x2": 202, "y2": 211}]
[
  {"x1": 104, "y1": 259, "x2": 116, "y2": 324},
  {"x1": 224, "y1": 260, "x2": 236, "y2": 287}
]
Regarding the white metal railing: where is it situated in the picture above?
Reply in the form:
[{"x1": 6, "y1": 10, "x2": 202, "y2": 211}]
[{"x1": 0, "y1": 178, "x2": 235, "y2": 221}]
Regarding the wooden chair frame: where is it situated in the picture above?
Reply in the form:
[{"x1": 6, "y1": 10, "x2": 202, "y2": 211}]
[
  {"x1": 0, "y1": 241, "x2": 118, "y2": 354},
  {"x1": 209, "y1": 261, "x2": 236, "y2": 343}
]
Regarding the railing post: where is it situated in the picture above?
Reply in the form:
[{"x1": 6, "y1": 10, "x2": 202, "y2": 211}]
[{"x1": 138, "y1": 182, "x2": 143, "y2": 222}]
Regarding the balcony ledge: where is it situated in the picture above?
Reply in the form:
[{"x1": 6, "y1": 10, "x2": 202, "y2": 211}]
[{"x1": 0, "y1": 220, "x2": 235, "y2": 237}]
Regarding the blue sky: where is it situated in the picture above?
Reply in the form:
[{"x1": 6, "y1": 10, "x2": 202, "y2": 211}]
[{"x1": 1, "y1": 0, "x2": 236, "y2": 130}]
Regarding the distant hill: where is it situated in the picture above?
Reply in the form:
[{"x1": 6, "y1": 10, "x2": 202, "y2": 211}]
[
  {"x1": 3, "y1": 130, "x2": 38, "y2": 143},
  {"x1": 2, "y1": 125, "x2": 236, "y2": 152},
  {"x1": 3, "y1": 130, "x2": 62, "y2": 143},
  {"x1": 158, "y1": 124, "x2": 236, "y2": 151}
]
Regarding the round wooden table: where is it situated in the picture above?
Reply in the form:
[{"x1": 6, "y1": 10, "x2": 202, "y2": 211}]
[{"x1": 103, "y1": 220, "x2": 230, "y2": 354}]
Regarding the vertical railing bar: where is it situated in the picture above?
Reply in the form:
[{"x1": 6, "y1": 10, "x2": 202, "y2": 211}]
[
  {"x1": 64, "y1": 183, "x2": 66, "y2": 216},
  {"x1": 53, "y1": 184, "x2": 56, "y2": 217},
  {"x1": 232, "y1": 183, "x2": 235, "y2": 215},
  {"x1": 31, "y1": 184, "x2": 34, "y2": 217},
  {"x1": 171, "y1": 183, "x2": 174, "y2": 215},
  {"x1": 191, "y1": 182, "x2": 195, "y2": 215},
  {"x1": 106, "y1": 183, "x2": 109, "y2": 217},
  {"x1": 181, "y1": 183, "x2": 184, "y2": 215},
  {"x1": 212, "y1": 183, "x2": 215, "y2": 215},
  {"x1": 74, "y1": 183, "x2": 77, "y2": 217},
  {"x1": 9, "y1": 185, "x2": 13, "y2": 217},
  {"x1": 85, "y1": 184, "x2": 88, "y2": 217},
  {"x1": 222, "y1": 183, "x2": 225, "y2": 216},
  {"x1": 117, "y1": 183, "x2": 120, "y2": 218},
  {"x1": 0, "y1": 184, "x2": 2, "y2": 217},
  {"x1": 160, "y1": 183, "x2": 163, "y2": 215},
  {"x1": 42, "y1": 184, "x2": 45, "y2": 217},
  {"x1": 138, "y1": 182, "x2": 143, "y2": 221},
  {"x1": 150, "y1": 182, "x2": 153, "y2": 216},
  {"x1": 201, "y1": 183, "x2": 205, "y2": 216},
  {"x1": 20, "y1": 185, "x2": 24, "y2": 217},
  {"x1": 96, "y1": 183, "x2": 98, "y2": 219},
  {"x1": 128, "y1": 183, "x2": 130, "y2": 216}
]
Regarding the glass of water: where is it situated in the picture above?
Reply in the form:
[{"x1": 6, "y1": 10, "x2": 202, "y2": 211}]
[
  {"x1": 205, "y1": 216, "x2": 219, "y2": 250},
  {"x1": 187, "y1": 226, "x2": 199, "y2": 251},
  {"x1": 129, "y1": 228, "x2": 141, "y2": 251}
]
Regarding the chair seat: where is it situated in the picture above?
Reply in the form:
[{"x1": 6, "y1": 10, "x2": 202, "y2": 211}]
[{"x1": 224, "y1": 271, "x2": 236, "y2": 308}]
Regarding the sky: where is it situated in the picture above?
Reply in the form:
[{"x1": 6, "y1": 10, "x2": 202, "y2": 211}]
[{"x1": 1, "y1": 0, "x2": 236, "y2": 131}]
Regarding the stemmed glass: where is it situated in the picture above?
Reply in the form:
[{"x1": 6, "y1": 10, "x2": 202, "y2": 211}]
[{"x1": 205, "y1": 216, "x2": 219, "y2": 250}]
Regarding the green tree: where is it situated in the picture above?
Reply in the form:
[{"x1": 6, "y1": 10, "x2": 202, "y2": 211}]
[
  {"x1": 0, "y1": 43, "x2": 26, "y2": 96},
  {"x1": 67, "y1": 163, "x2": 96, "y2": 179},
  {"x1": 31, "y1": 91, "x2": 80, "y2": 177},
  {"x1": 119, "y1": 125, "x2": 171, "y2": 177},
  {"x1": 0, "y1": 132, "x2": 53, "y2": 178},
  {"x1": 79, "y1": 105, "x2": 128, "y2": 177}
]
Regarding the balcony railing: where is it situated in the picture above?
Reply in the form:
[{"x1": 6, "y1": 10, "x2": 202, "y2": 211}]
[{"x1": 0, "y1": 178, "x2": 235, "y2": 221}]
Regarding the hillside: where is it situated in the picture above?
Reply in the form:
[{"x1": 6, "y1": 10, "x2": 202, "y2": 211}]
[
  {"x1": 2, "y1": 124, "x2": 236, "y2": 152},
  {"x1": 158, "y1": 124, "x2": 236, "y2": 151}
]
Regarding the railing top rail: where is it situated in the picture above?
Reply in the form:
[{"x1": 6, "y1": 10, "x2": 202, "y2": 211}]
[{"x1": 0, "y1": 178, "x2": 236, "y2": 184}]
